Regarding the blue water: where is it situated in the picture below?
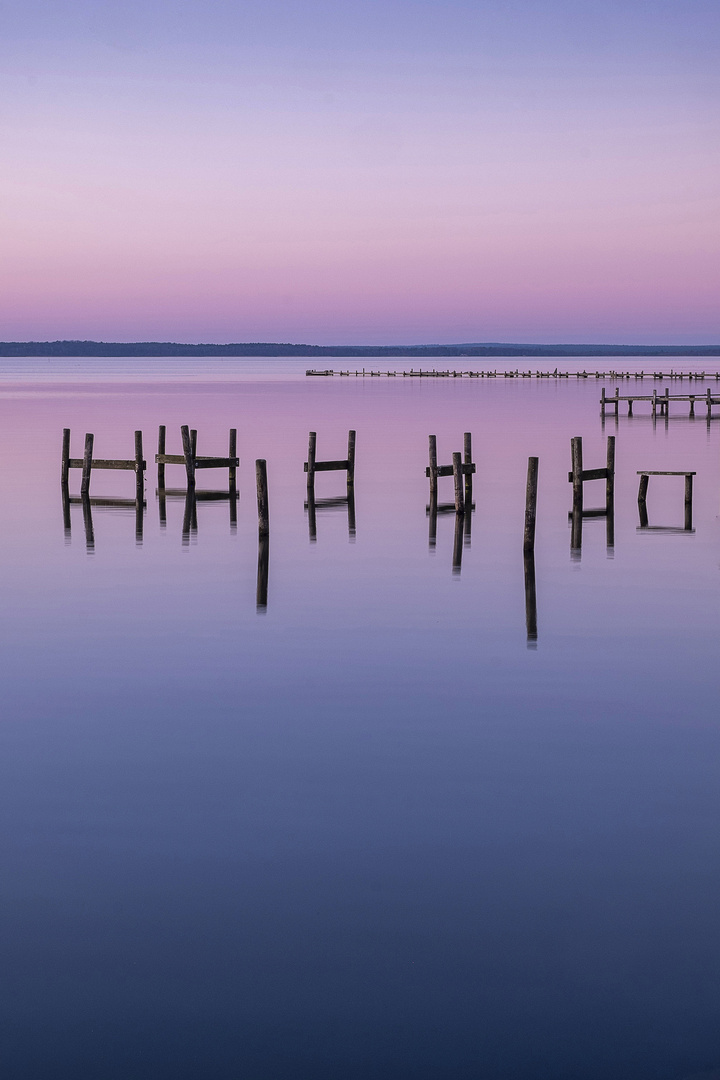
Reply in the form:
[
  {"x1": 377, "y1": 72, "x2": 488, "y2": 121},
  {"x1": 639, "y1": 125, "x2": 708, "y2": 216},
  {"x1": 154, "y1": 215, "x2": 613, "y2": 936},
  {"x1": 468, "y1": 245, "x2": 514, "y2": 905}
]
[{"x1": 0, "y1": 359, "x2": 719, "y2": 1079}]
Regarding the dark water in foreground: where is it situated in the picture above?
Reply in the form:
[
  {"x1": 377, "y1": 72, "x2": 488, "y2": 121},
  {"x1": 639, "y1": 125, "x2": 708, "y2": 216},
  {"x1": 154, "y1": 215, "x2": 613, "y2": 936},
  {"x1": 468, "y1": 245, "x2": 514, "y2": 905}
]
[{"x1": 1, "y1": 358, "x2": 719, "y2": 1080}]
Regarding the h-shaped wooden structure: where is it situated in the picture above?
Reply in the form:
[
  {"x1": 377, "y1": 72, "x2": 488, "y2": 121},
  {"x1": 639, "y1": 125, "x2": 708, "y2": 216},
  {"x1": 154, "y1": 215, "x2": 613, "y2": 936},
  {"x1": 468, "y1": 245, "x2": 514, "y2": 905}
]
[{"x1": 155, "y1": 425, "x2": 238, "y2": 489}]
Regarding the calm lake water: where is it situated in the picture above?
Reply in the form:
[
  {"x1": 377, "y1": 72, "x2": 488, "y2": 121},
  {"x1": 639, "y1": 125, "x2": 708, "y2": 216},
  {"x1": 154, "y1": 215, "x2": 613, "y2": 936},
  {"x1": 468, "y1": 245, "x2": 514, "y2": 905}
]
[{"x1": 1, "y1": 357, "x2": 720, "y2": 1080}]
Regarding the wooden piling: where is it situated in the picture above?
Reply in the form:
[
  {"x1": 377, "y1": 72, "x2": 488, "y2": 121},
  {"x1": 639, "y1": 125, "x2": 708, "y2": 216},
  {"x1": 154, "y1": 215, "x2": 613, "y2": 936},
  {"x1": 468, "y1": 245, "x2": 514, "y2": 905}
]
[
  {"x1": 190, "y1": 428, "x2": 198, "y2": 459},
  {"x1": 229, "y1": 429, "x2": 237, "y2": 486},
  {"x1": 452, "y1": 452, "x2": 464, "y2": 514},
  {"x1": 638, "y1": 474, "x2": 649, "y2": 503},
  {"x1": 347, "y1": 430, "x2": 356, "y2": 489},
  {"x1": 347, "y1": 487, "x2": 356, "y2": 540},
  {"x1": 571, "y1": 437, "x2": 583, "y2": 514},
  {"x1": 256, "y1": 459, "x2": 269, "y2": 535},
  {"x1": 81, "y1": 433, "x2": 94, "y2": 496},
  {"x1": 306, "y1": 486, "x2": 317, "y2": 542},
  {"x1": 306, "y1": 432, "x2": 316, "y2": 491},
  {"x1": 463, "y1": 432, "x2": 473, "y2": 506},
  {"x1": 134, "y1": 430, "x2": 144, "y2": 502},
  {"x1": 181, "y1": 425, "x2": 195, "y2": 487},
  {"x1": 157, "y1": 425, "x2": 166, "y2": 490},
  {"x1": 428, "y1": 436, "x2": 438, "y2": 499},
  {"x1": 523, "y1": 456, "x2": 539, "y2": 554},
  {"x1": 600, "y1": 387, "x2": 605, "y2": 416},
  {"x1": 428, "y1": 491, "x2": 437, "y2": 550},
  {"x1": 605, "y1": 435, "x2": 615, "y2": 513},
  {"x1": 685, "y1": 473, "x2": 693, "y2": 530},
  {"x1": 61, "y1": 428, "x2": 71, "y2": 486}
]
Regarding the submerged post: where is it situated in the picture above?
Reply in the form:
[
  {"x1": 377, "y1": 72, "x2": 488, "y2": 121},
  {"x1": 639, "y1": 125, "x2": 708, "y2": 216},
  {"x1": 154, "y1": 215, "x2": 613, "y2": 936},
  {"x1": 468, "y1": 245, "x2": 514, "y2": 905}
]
[
  {"x1": 452, "y1": 452, "x2": 464, "y2": 514},
  {"x1": 452, "y1": 512, "x2": 463, "y2": 573},
  {"x1": 307, "y1": 432, "x2": 316, "y2": 492},
  {"x1": 81, "y1": 433, "x2": 94, "y2": 496},
  {"x1": 428, "y1": 435, "x2": 438, "y2": 499},
  {"x1": 571, "y1": 437, "x2": 583, "y2": 514},
  {"x1": 347, "y1": 429, "x2": 356, "y2": 490},
  {"x1": 463, "y1": 432, "x2": 473, "y2": 506},
  {"x1": 256, "y1": 531, "x2": 269, "y2": 612},
  {"x1": 61, "y1": 428, "x2": 71, "y2": 486},
  {"x1": 256, "y1": 459, "x2": 269, "y2": 535},
  {"x1": 523, "y1": 456, "x2": 539, "y2": 554}
]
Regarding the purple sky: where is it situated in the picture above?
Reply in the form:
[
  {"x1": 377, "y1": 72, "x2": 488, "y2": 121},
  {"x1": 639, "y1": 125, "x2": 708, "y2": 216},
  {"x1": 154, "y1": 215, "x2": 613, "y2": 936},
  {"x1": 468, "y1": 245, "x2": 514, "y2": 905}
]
[{"x1": 1, "y1": 0, "x2": 719, "y2": 344}]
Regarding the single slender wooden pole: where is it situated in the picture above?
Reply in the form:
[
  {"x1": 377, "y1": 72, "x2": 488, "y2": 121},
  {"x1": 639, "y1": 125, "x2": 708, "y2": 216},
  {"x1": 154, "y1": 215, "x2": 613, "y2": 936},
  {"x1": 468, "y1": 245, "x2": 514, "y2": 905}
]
[
  {"x1": 347, "y1": 429, "x2": 356, "y2": 490},
  {"x1": 81, "y1": 433, "x2": 94, "y2": 496},
  {"x1": 158, "y1": 488, "x2": 167, "y2": 528},
  {"x1": 523, "y1": 456, "x2": 539, "y2": 554},
  {"x1": 134, "y1": 430, "x2": 144, "y2": 502},
  {"x1": 463, "y1": 432, "x2": 472, "y2": 506},
  {"x1": 307, "y1": 432, "x2": 316, "y2": 492},
  {"x1": 707, "y1": 389, "x2": 712, "y2": 419},
  {"x1": 190, "y1": 428, "x2": 197, "y2": 460},
  {"x1": 256, "y1": 459, "x2": 269, "y2": 535},
  {"x1": 605, "y1": 435, "x2": 615, "y2": 513},
  {"x1": 256, "y1": 532, "x2": 269, "y2": 611},
  {"x1": 652, "y1": 389, "x2": 657, "y2": 417},
  {"x1": 157, "y1": 425, "x2": 166, "y2": 490},
  {"x1": 452, "y1": 511, "x2": 463, "y2": 573},
  {"x1": 229, "y1": 429, "x2": 237, "y2": 486},
  {"x1": 638, "y1": 474, "x2": 649, "y2": 503},
  {"x1": 524, "y1": 551, "x2": 537, "y2": 643},
  {"x1": 428, "y1": 435, "x2": 438, "y2": 499},
  {"x1": 181, "y1": 425, "x2": 195, "y2": 488},
  {"x1": 452, "y1": 451, "x2": 464, "y2": 514},
  {"x1": 600, "y1": 387, "x2": 605, "y2": 416},
  {"x1": 615, "y1": 387, "x2": 619, "y2": 416},
  {"x1": 61, "y1": 428, "x2": 71, "y2": 485},
  {"x1": 638, "y1": 499, "x2": 649, "y2": 528},
  {"x1": 571, "y1": 436, "x2": 583, "y2": 514},
  {"x1": 685, "y1": 473, "x2": 693, "y2": 530}
]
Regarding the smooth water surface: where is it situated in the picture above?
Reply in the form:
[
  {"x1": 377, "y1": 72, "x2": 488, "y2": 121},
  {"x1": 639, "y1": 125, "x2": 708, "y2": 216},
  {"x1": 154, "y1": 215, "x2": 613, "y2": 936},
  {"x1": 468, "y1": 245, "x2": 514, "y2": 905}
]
[{"x1": 1, "y1": 358, "x2": 719, "y2": 1080}]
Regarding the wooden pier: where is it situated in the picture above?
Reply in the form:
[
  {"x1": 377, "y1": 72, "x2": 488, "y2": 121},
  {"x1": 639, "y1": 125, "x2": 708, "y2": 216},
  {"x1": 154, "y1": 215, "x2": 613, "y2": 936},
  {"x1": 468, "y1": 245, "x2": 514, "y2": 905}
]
[
  {"x1": 308, "y1": 368, "x2": 720, "y2": 381},
  {"x1": 601, "y1": 387, "x2": 720, "y2": 418}
]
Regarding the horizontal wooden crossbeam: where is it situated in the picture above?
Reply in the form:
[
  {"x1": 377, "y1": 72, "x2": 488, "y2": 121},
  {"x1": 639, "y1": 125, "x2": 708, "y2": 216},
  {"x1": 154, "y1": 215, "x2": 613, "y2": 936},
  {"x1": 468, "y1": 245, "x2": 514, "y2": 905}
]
[
  {"x1": 69, "y1": 457, "x2": 145, "y2": 471},
  {"x1": 426, "y1": 463, "x2": 476, "y2": 478},
  {"x1": 304, "y1": 459, "x2": 350, "y2": 472},
  {"x1": 567, "y1": 467, "x2": 609, "y2": 482},
  {"x1": 636, "y1": 470, "x2": 696, "y2": 476}
]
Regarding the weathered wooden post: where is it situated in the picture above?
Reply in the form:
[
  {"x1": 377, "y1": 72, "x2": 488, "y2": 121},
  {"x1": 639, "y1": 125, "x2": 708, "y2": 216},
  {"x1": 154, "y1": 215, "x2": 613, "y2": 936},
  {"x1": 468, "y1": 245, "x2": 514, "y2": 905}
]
[
  {"x1": 347, "y1": 430, "x2": 356, "y2": 491},
  {"x1": 707, "y1": 389, "x2": 713, "y2": 420},
  {"x1": 614, "y1": 387, "x2": 620, "y2": 416},
  {"x1": 452, "y1": 452, "x2": 464, "y2": 514},
  {"x1": 428, "y1": 435, "x2": 438, "y2": 499},
  {"x1": 135, "y1": 497, "x2": 143, "y2": 545},
  {"x1": 605, "y1": 435, "x2": 615, "y2": 513},
  {"x1": 638, "y1": 473, "x2": 649, "y2": 505},
  {"x1": 306, "y1": 432, "x2": 316, "y2": 492},
  {"x1": 463, "y1": 432, "x2": 473, "y2": 506},
  {"x1": 61, "y1": 428, "x2": 71, "y2": 486},
  {"x1": 571, "y1": 437, "x2": 583, "y2": 514},
  {"x1": 229, "y1": 429, "x2": 237, "y2": 487},
  {"x1": 428, "y1": 493, "x2": 437, "y2": 550},
  {"x1": 523, "y1": 456, "x2": 539, "y2": 555},
  {"x1": 652, "y1": 389, "x2": 657, "y2": 418},
  {"x1": 190, "y1": 428, "x2": 198, "y2": 459},
  {"x1": 81, "y1": 433, "x2": 94, "y2": 496},
  {"x1": 181, "y1": 425, "x2": 195, "y2": 488},
  {"x1": 181, "y1": 488, "x2": 195, "y2": 545},
  {"x1": 600, "y1": 387, "x2": 606, "y2": 417},
  {"x1": 256, "y1": 459, "x2": 269, "y2": 535},
  {"x1": 134, "y1": 430, "x2": 144, "y2": 503},
  {"x1": 157, "y1": 425, "x2": 166, "y2": 490}
]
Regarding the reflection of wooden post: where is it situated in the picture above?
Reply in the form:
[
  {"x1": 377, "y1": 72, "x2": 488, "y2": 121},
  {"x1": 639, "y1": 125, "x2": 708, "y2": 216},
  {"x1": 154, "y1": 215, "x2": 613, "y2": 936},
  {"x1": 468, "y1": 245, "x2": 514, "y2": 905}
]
[
  {"x1": 428, "y1": 492, "x2": 437, "y2": 550},
  {"x1": 61, "y1": 428, "x2": 71, "y2": 486},
  {"x1": 256, "y1": 532, "x2": 269, "y2": 612},
  {"x1": 81, "y1": 433, "x2": 94, "y2": 496},
  {"x1": 306, "y1": 486, "x2": 317, "y2": 542},
  {"x1": 523, "y1": 456, "x2": 538, "y2": 554},
  {"x1": 157, "y1": 425, "x2": 166, "y2": 490},
  {"x1": 428, "y1": 435, "x2": 438, "y2": 499},
  {"x1": 463, "y1": 432, "x2": 473, "y2": 506},
  {"x1": 571, "y1": 437, "x2": 583, "y2": 514},
  {"x1": 158, "y1": 488, "x2": 167, "y2": 527},
  {"x1": 61, "y1": 482, "x2": 71, "y2": 537},
  {"x1": 256, "y1": 459, "x2": 269, "y2": 535},
  {"x1": 685, "y1": 473, "x2": 693, "y2": 531},
  {"x1": 306, "y1": 432, "x2": 316, "y2": 492},
  {"x1": 347, "y1": 487, "x2": 356, "y2": 540},
  {"x1": 605, "y1": 435, "x2": 615, "y2": 513},
  {"x1": 452, "y1": 512, "x2": 463, "y2": 573},
  {"x1": 181, "y1": 425, "x2": 195, "y2": 488},
  {"x1": 182, "y1": 488, "x2": 194, "y2": 545},
  {"x1": 134, "y1": 430, "x2": 144, "y2": 503},
  {"x1": 81, "y1": 493, "x2": 94, "y2": 552},
  {"x1": 570, "y1": 507, "x2": 582, "y2": 554},
  {"x1": 452, "y1": 452, "x2": 464, "y2": 514},
  {"x1": 135, "y1": 497, "x2": 143, "y2": 544},
  {"x1": 524, "y1": 552, "x2": 537, "y2": 643},
  {"x1": 347, "y1": 430, "x2": 356, "y2": 491},
  {"x1": 229, "y1": 429, "x2": 237, "y2": 486}
]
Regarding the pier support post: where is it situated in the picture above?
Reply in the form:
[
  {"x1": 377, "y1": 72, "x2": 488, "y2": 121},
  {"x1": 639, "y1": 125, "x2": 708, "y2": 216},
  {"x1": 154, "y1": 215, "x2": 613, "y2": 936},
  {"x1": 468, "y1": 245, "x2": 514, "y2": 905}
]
[
  {"x1": 134, "y1": 430, "x2": 144, "y2": 503},
  {"x1": 229, "y1": 429, "x2": 237, "y2": 487},
  {"x1": 306, "y1": 432, "x2": 316, "y2": 492},
  {"x1": 256, "y1": 459, "x2": 269, "y2": 536},
  {"x1": 571, "y1": 437, "x2": 583, "y2": 514},
  {"x1": 605, "y1": 435, "x2": 615, "y2": 514},
  {"x1": 347, "y1": 429, "x2": 356, "y2": 492},
  {"x1": 428, "y1": 435, "x2": 438, "y2": 499},
  {"x1": 524, "y1": 552, "x2": 537, "y2": 644},
  {"x1": 157, "y1": 425, "x2": 166, "y2": 490},
  {"x1": 452, "y1": 452, "x2": 464, "y2": 514},
  {"x1": 685, "y1": 474, "x2": 693, "y2": 531},
  {"x1": 181, "y1": 425, "x2": 195, "y2": 488},
  {"x1": 463, "y1": 432, "x2": 473, "y2": 506},
  {"x1": 523, "y1": 457, "x2": 539, "y2": 555},
  {"x1": 61, "y1": 428, "x2": 71, "y2": 486},
  {"x1": 81, "y1": 433, "x2": 94, "y2": 496}
]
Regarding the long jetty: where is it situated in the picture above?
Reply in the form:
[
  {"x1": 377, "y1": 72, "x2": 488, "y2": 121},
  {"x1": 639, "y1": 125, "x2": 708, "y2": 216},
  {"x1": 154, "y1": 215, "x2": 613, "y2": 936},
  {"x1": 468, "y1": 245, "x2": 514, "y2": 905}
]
[{"x1": 306, "y1": 368, "x2": 720, "y2": 380}]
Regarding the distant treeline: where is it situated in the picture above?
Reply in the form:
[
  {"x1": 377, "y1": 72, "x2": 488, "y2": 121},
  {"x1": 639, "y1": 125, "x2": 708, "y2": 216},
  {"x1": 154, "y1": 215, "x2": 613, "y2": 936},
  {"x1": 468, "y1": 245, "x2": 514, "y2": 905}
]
[{"x1": 1, "y1": 340, "x2": 720, "y2": 358}]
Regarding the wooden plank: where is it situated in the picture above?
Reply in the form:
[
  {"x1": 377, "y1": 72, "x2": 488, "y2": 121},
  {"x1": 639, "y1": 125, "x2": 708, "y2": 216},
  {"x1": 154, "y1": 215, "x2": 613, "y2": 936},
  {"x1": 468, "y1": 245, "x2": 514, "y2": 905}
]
[
  {"x1": 636, "y1": 470, "x2": 696, "y2": 476},
  {"x1": 194, "y1": 457, "x2": 240, "y2": 469},
  {"x1": 69, "y1": 496, "x2": 145, "y2": 507},
  {"x1": 425, "y1": 463, "x2": 476, "y2": 477},
  {"x1": 155, "y1": 454, "x2": 185, "y2": 465},
  {"x1": 567, "y1": 466, "x2": 608, "y2": 482},
  {"x1": 304, "y1": 459, "x2": 349, "y2": 472},
  {"x1": 154, "y1": 488, "x2": 239, "y2": 501}
]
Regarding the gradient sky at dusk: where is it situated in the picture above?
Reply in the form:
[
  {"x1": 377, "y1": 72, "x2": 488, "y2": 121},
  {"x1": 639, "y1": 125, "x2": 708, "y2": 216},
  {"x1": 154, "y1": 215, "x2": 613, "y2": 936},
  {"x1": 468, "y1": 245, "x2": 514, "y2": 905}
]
[{"x1": 1, "y1": 0, "x2": 719, "y2": 344}]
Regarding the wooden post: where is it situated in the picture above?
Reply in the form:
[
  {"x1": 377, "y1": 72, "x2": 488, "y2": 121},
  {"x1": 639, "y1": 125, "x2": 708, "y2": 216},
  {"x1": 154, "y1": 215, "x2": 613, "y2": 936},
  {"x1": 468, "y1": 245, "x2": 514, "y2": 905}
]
[
  {"x1": 81, "y1": 433, "x2": 94, "y2": 496},
  {"x1": 463, "y1": 432, "x2": 473, "y2": 506},
  {"x1": 524, "y1": 552, "x2": 537, "y2": 643},
  {"x1": 256, "y1": 459, "x2": 269, "y2": 535},
  {"x1": 229, "y1": 428, "x2": 237, "y2": 486},
  {"x1": 307, "y1": 432, "x2": 316, "y2": 492},
  {"x1": 600, "y1": 387, "x2": 605, "y2": 416},
  {"x1": 182, "y1": 488, "x2": 194, "y2": 545},
  {"x1": 615, "y1": 387, "x2": 619, "y2": 416},
  {"x1": 707, "y1": 389, "x2": 712, "y2": 419},
  {"x1": 135, "y1": 497, "x2": 143, "y2": 545},
  {"x1": 652, "y1": 389, "x2": 657, "y2": 417},
  {"x1": 347, "y1": 430, "x2": 356, "y2": 490},
  {"x1": 638, "y1": 474, "x2": 649, "y2": 504},
  {"x1": 571, "y1": 436, "x2": 583, "y2": 514},
  {"x1": 452, "y1": 452, "x2": 464, "y2": 514},
  {"x1": 61, "y1": 428, "x2": 71, "y2": 486},
  {"x1": 157, "y1": 425, "x2": 166, "y2": 490},
  {"x1": 256, "y1": 531, "x2": 269, "y2": 612},
  {"x1": 134, "y1": 430, "x2": 144, "y2": 503},
  {"x1": 665, "y1": 387, "x2": 670, "y2": 416},
  {"x1": 181, "y1": 425, "x2": 195, "y2": 488},
  {"x1": 452, "y1": 511, "x2": 463, "y2": 573},
  {"x1": 605, "y1": 435, "x2": 615, "y2": 513},
  {"x1": 428, "y1": 435, "x2": 438, "y2": 499},
  {"x1": 158, "y1": 488, "x2": 167, "y2": 528},
  {"x1": 685, "y1": 473, "x2": 693, "y2": 530},
  {"x1": 523, "y1": 456, "x2": 538, "y2": 554},
  {"x1": 570, "y1": 507, "x2": 583, "y2": 554}
]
